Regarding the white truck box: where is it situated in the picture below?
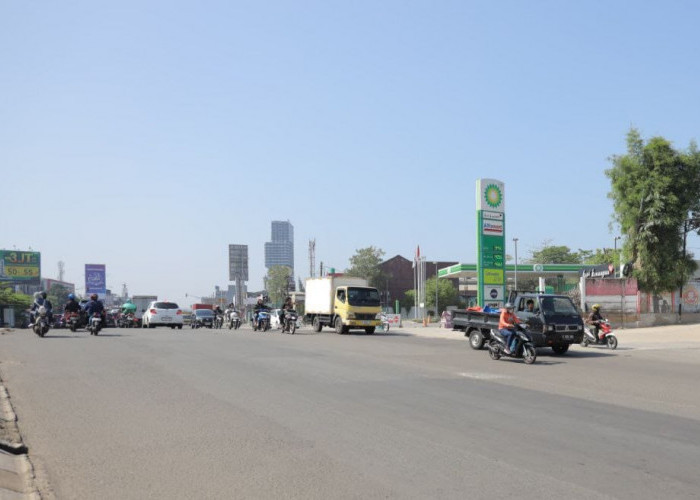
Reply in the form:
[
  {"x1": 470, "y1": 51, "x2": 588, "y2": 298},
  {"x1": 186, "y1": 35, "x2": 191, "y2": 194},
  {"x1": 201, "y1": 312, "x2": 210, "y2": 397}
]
[
  {"x1": 305, "y1": 277, "x2": 368, "y2": 315},
  {"x1": 132, "y1": 295, "x2": 157, "y2": 314}
]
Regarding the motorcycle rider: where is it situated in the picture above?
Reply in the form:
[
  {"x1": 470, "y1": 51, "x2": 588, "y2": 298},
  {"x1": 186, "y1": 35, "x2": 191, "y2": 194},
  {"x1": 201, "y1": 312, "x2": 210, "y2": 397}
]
[
  {"x1": 253, "y1": 296, "x2": 268, "y2": 327},
  {"x1": 280, "y1": 296, "x2": 293, "y2": 330},
  {"x1": 586, "y1": 304, "x2": 604, "y2": 341},
  {"x1": 84, "y1": 294, "x2": 105, "y2": 327},
  {"x1": 212, "y1": 304, "x2": 224, "y2": 327},
  {"x1": 30, "y1": 291, "x2": 53, "y2": 326},
  {"x1": 498, "y1": 302, "x2": 520, "y2": 355}
]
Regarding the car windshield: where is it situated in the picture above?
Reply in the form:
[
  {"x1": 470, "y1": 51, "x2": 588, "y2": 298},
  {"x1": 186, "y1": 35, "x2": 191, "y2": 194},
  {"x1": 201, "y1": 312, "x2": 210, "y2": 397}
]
[
  {"x1": 195, "y1": 310, "x2": 214, "y2": 317},
  {"x1": 154, "y1": 302, "x2": 179, "y2": 309},
  {"x1": 347, "y1": 287, "x2": 381, "y2": 307},
  {"x1": 539, "y1": 297, "x2": 579, "y2": 316}
]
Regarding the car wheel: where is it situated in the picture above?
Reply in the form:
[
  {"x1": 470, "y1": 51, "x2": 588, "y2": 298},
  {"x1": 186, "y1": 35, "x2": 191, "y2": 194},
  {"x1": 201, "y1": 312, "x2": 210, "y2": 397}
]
[{"x1": 468, "y1": 330, "x2": 485, "y2": 350}]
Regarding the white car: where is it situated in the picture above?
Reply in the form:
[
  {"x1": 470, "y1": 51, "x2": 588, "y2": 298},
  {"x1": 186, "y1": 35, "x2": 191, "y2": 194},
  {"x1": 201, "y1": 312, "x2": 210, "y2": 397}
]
[{"x1": 142, "y1": 301, "x2": 184, "y2": 329}]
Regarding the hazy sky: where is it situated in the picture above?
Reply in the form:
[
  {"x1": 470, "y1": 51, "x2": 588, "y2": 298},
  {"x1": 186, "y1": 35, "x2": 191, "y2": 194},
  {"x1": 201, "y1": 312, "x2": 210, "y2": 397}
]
[{"x1": 3, "y1": 0, "x2": 699, "y2": 306}]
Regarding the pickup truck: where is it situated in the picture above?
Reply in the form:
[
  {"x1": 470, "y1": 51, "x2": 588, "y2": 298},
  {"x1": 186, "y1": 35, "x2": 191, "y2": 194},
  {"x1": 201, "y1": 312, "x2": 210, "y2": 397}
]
[{"x1": 452, "y1": 292, "x2": 584, "y2": 354}]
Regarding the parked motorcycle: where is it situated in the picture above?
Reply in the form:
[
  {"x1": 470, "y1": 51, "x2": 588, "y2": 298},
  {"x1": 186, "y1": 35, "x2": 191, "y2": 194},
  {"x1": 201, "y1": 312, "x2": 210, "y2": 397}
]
[
  {"x1": 281, "y1": 310, "x2": 298, "y2": 334},
  {"x1": 88, "y1": 313, "x2": 103, "y2": 336},
  {"x1": 487, "y1": 324, "x2": 537, "y2": 364},
  {"x1": 32, "y1": 306, "x2": 51, "y2": 337},
  {"x1": 226, "y1": 310, "x2": 241, "y2": 330},
  {"x1": 380, "y1": 313, "x2": 390, "y2": 332},
  {"x1": 253, "y1": 308, "x2": 271, "y2": 332},
  {"x1": 581, "y1": 319, "x2": 618, "y2": 349}
]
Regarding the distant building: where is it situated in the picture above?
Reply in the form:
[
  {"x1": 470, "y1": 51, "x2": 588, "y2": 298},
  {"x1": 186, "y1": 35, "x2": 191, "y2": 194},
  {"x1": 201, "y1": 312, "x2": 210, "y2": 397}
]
[
  {"x1": 265, "y1": 220, "x2": 294, "y2": 278},
  {"x1": 378, "y1": 255, "x2": 459, "y2": 307}
]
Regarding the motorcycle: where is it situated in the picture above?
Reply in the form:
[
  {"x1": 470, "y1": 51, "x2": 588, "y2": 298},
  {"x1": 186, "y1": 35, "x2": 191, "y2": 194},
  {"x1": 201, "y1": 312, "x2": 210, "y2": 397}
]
[
  {"x1": 117, "y1": 313, "x2": 135, "y2": 328},
  {"x1": 88, "y1": 312, "x2": 103, "y2": 336},
  {"x1": 32, "y1": 306, "x2": 51, "y2": 337},
  {"x1": 582, "y1": 319, "x2": 618, "y2": 349},
  {"x1": 213, "y1": 313, "x2": 224, "y2": 329},
  {"x1": 66, "y1": 312, "x2": 82, "y2": 332},
  {"x1": 281, "y1": 309, "x2": 298, "y2": 334},
  {"x1": 487, "y1": 324, "x2": 537, "y2": 364},
  {"x1": 253, "y1": 308, "x2": 271, "y2": 332},
  {"x1": 380, "y1": 313, "x2": 390, "y2": 332},
  {"x1": 226, "y1": 309, "x2": 241, "y2": 330}
]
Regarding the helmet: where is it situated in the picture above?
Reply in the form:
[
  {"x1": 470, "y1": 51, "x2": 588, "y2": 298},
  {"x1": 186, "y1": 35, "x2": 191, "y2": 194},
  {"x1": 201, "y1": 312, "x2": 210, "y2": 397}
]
[
  {"x1": 592, "y1": 304, "x2": 600, "y2": 311},
  {"x1": 41, "y1": 291, "x2": 47, "y2": 299},
  {"x1": 504, "y1": 302, "x2": 514, "y2": 310},
  {"x1": 90, "y1": 294, "x2": 98, "y2": 300},
  {"x1": 33, "y1": 291, "x2": 42, "y2": 299},
  {"x1": 68, "y1": 293, "x2": 75, "y2": 300}
]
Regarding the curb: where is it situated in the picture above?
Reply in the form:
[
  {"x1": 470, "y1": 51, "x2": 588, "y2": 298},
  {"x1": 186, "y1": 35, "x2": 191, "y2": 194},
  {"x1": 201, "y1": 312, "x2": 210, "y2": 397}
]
[{"x1": 1, "y1": 385, "x2": 27, "y2": 455}]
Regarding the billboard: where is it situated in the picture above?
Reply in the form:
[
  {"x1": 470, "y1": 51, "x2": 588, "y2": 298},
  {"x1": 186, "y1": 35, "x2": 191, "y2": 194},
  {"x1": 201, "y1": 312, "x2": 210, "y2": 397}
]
[
  {"x1": 85, "y1": 264, "x2": 106, "y2": 298},
  {"x1": 228, "y1": 245, "x2": 249, "y2": 281},
  {"x1": 476, "y1": 179, "x2": 506, "y2": 308},
  {"x1": 0, "y1": 250, "x2": 41, "y2": 284}
]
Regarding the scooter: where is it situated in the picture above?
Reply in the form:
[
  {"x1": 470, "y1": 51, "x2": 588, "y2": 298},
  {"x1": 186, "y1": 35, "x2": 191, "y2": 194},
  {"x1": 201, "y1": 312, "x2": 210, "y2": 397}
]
[
  {"x1": 253, "y1": 308, "x2": 271, "y2": 332},
  {"x1": 66, "y1": 312, "x2": 82, "y2": 332},
  {"x1": 88, "y1": 313, "x2": 103, "y2": 336},
  {"x1": 226, "y1": 310, "x2": 241, "y2": 330},
  {"x1": 582, "y1": 319, "x2": 618, "y2": 349},
  {"x1": 380, "y1": 313, "x2": 390, "y2": 332},
  {"x1": 32, "y1": 306, "x2": 51, "y2": 337},
  {"x1": 487, "y1": 324, "x2": 537, "y2": 364},
  {"x1": 281, "y1": 310, "x2": 298, "y2": 334}
]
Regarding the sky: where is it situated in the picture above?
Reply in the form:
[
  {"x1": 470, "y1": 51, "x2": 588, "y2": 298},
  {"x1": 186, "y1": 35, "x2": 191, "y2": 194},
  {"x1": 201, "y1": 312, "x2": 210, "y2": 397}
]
[{"x1": 2, "y1": 0, "x2": 700, "y2": 307}]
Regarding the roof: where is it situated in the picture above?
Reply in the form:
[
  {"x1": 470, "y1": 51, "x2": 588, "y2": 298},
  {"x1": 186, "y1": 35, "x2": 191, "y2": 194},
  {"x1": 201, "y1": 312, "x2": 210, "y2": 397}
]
[{"x1": 438, "y1": 263, "x2": 592, "y2": 280}]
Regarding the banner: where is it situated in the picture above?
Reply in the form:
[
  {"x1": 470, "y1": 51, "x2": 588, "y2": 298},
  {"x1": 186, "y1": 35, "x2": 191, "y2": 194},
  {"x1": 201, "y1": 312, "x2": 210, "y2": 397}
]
[
  {"x1": 0, "y1": 250, "x2": 41, "y2": 284},
  {"x1": 85, "y1": 264, "x2": 106, "y2": 298}
]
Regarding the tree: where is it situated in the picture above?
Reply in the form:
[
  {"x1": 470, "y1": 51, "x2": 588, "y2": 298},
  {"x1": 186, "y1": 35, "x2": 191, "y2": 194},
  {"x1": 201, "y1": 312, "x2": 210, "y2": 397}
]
[
  {"x1": 265, "y1": 266, "x2": 292, "y2": 306},
  {"x1": 606, "y1": 128, "x2": 700, "y2": 293},
  {"x1": 580, "y1": 248, "x2": 620, "y2": 266},
  {"x1": 527, "y1": 241, "x2": 582, "y2": 264},
  {"x1": 424, "y1": 277, "x2": 459, "y2": 315},
  {"x1": 47, "y1": 284, "x2": 71, "y2": 309},
  {"x1": 345, "y1": 246, "x2": 388, "y2": 288}
]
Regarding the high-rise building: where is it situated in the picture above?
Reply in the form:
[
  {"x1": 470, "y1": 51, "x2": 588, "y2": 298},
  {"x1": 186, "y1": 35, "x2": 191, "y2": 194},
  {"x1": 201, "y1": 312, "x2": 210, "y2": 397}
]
[{"x1": 265, "y1": 220, "x2": 294, "y2": 274}]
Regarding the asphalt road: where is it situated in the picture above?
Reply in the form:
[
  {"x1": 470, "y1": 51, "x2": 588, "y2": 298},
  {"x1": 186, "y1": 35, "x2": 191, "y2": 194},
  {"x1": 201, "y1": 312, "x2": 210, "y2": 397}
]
[{"x1": 1, "y1": 323, "x2": 699, "y2": 499}]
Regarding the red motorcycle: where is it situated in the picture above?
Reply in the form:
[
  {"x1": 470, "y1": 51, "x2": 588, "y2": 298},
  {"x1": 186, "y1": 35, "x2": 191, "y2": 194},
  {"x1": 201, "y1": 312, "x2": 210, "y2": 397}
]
[
  {"x1": 65, "y1": 312, "x2": 82, "y2": 332},
  {"x1": 582, "y1": 319, "x2": 618, "y2": 349}
]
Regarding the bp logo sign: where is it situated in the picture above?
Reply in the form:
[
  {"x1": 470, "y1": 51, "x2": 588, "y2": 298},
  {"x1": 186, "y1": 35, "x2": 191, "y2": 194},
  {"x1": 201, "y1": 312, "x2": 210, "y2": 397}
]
[{"x1": 484, "y1": 184, "x2": 503, "y2": 209}]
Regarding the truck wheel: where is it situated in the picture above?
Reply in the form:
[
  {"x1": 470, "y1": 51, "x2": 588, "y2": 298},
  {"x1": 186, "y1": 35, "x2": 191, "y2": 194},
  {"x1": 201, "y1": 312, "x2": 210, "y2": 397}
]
[
  {"x1": 551, "y1": 344, "x2": 569, "y2": 355},
  {"x1": 335, "y1": 317, "x2": 345, "y2": 334},
  {"x1": 468, "y1": 330, "x2": 485, "y2": 350},
  {"x1": 312, "y1": 317, "x2": 322, "y2": 332},
  {"x1": 365, "y1": 327, "x2": 375, "y2": 334}
]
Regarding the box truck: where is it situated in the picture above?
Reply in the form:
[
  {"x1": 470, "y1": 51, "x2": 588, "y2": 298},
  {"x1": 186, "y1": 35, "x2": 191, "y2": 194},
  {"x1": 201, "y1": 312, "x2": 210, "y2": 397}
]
[{"x1": 304, "y1": 276, "x2": 381, "y2": 334}]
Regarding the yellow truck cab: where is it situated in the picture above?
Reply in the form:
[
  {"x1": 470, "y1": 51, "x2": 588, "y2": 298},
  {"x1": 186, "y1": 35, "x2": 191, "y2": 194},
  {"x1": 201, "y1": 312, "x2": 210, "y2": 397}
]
[{"x1": 305, "y1": 276, "x2": 381, "y2": 334}]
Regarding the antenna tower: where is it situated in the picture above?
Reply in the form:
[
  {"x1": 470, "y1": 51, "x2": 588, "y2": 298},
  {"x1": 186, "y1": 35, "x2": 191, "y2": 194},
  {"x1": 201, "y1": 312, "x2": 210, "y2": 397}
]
[
  {"x1": 309, "y1": 239, "x2": 316, "y2": 278},
  {"x1": 57, "y1": 261, "x2": 65, "y2": 281},
  {"x1": 122, "y1": 283, "x2": 128, "y2": 298}
]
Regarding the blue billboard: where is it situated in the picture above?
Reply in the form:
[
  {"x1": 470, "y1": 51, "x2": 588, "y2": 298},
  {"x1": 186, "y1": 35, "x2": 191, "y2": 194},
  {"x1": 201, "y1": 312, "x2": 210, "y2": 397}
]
[{"x1": 85, "y1": 264, "x2": 106, "y2": 298}]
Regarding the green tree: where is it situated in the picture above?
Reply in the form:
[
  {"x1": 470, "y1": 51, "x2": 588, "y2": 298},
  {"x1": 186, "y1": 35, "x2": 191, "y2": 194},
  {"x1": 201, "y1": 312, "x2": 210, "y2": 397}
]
[
  {"x1": 425, "y1": 277, "x2": 459, "y2": 315},
  {"x1": 580, "y1": 248, "x2": 620, "y2": 266},
  {"x1": 0, "y1": 288, "x2": 32, "y2": 309},
  {"x1": 606, "y1": 128, "x2": 700, "y2": 293},
  {"x1": 527, "y1": 241, "x2": 582, "y2": 264},
  {"x1": 265, "y1": 266, "x2": 292, "y2": 306},
  {"x1": 47, "y1": 284, "x2": 71, "y2": 309},
  {"x1": 345, "y1": 246, "x2": 388, "y2": 288}
]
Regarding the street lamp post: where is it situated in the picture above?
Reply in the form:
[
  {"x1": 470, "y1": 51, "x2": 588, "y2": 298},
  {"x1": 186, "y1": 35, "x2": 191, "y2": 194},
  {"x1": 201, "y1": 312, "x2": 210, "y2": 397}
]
[
  {"x1": 513, "y1": 238, "x2": 519, "y2": 291},
  {"x1": 433, "y1": 261, "x2": 438, "y2": 318}
]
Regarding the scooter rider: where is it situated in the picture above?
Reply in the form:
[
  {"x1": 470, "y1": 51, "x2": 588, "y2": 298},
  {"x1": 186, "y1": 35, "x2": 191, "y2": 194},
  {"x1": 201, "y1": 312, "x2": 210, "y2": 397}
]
[
  {"x1": 586, "y1": 304, "x2": 603, "y2": 340},
  {"x1": 281, "y1": 296, "x2": 293, "y2": 329},
  {"x1": 499, "y1": 302, "x2": 520, "y2": 355},
  {"x1": 63, "y1": 293, "x2": 81, "y2": 314},
  {"x1": 253, "y1": 296, "x2": 268, "y2": 326},
  {"x1": 30, "y1": 291, "x2": 53, "y2": 326},
  {"x1": 84, "y1": 294, "x2": 104, "y2": 326},
  {"x1": 212, "y1": 304, "x2": 224, "y2": 327}
]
